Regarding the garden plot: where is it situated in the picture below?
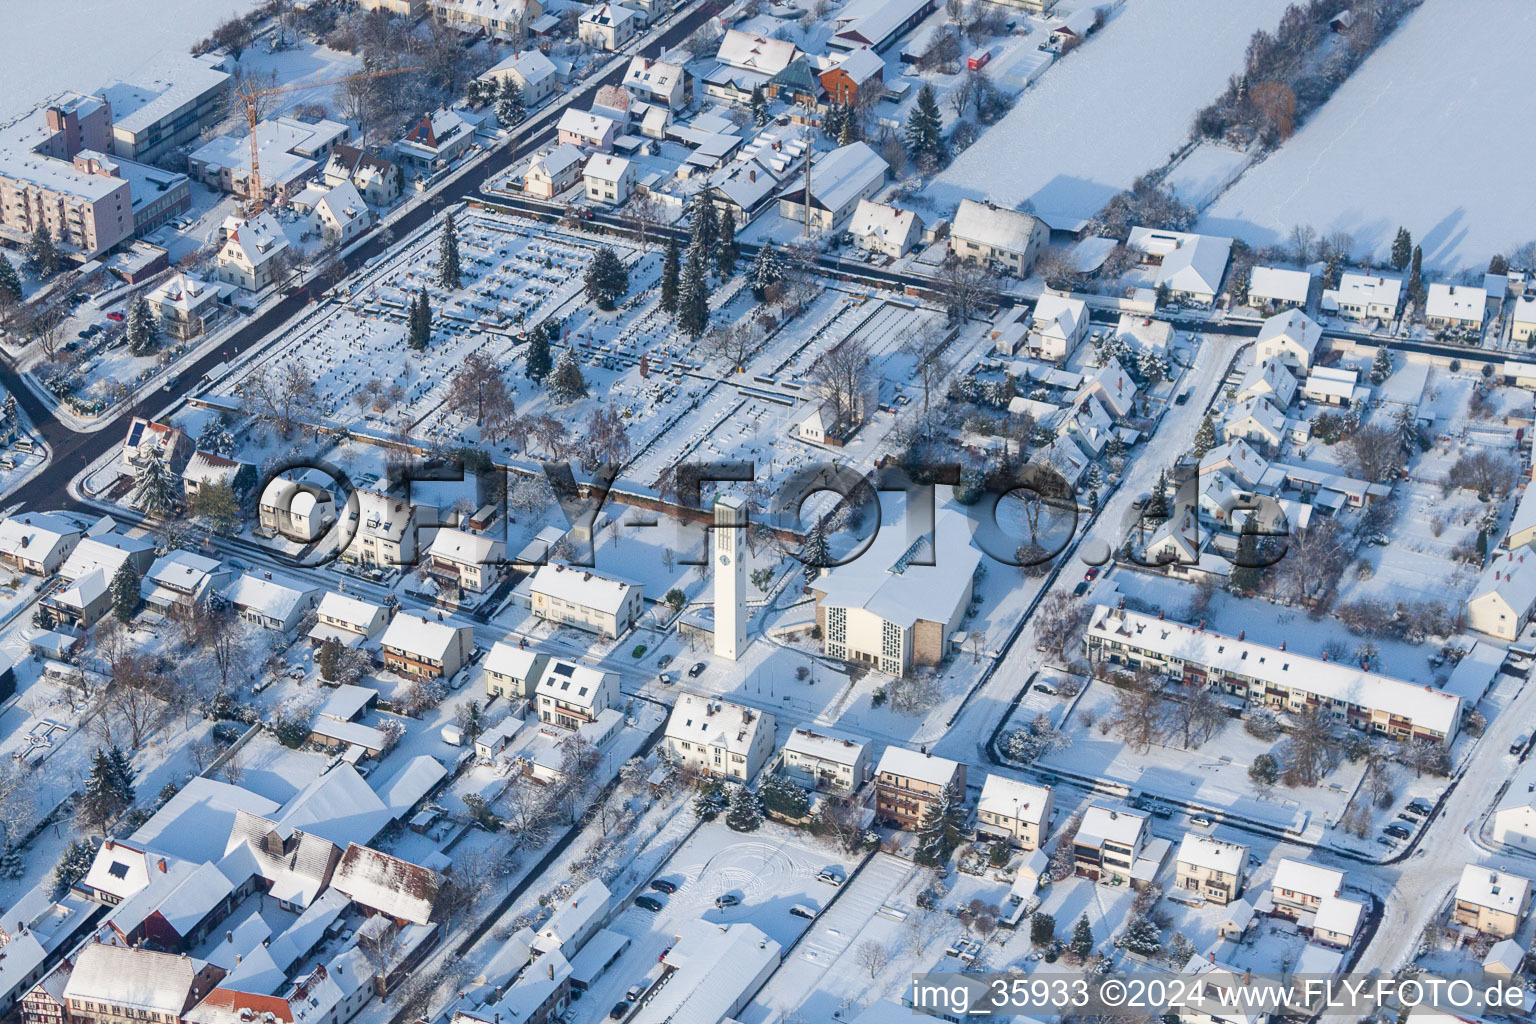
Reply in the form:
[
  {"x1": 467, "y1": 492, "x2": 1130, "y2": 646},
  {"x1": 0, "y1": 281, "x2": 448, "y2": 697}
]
[
  {"x1": 923, "y1": 0, "x2": 1295, "y2": 224},
  {"x1": 1336, "y1": 475, "x2": 1482, "y2": 610},
  {"x1": 1164, "y1": 143, "x2": 1254, "y2": 210},
  {"x1": 1199, "y1": 0, "x2": 1536, "y2": 272}
]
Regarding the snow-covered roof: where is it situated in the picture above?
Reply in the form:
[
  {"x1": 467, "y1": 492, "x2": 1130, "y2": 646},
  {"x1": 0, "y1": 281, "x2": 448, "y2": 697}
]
[
  {"x1": 1257, "y1": 308, "x2": 1322, "y2": 358},
  {"x1": 1457, "y1": 864, "x2": 1532, "y2": 914},
  {"x1": 585, "y1": 153, "x2": 632, "y2": 183},
  {"x1": 1486, "y1": 937, "x2": 1525, "y2": 973},
  {"x1": 1127, "y1": 227, "x2": 1232, "y2": 297},
  {"x1": 484, "y1": 49, "x2": 558, "y2": 87},
  {"x1": 665, "y1": 693, "x2": 773, "y2": 758},
  {"x1": 716, "y1": 29, "x2": 797, "y2": 74},
  {"x1": 1271, "y1": 857, "x2": 1344, "y2": 901},
  {"x1": 219, "y1": 211, "x2": 290, "y2": 268},
  {"x1": 1247, "y1": 266, "x2": 1312, "y2": 304},
  {"x1": 1324, "y1": 272, "x2": 1401, "y2": 311},
  {"x1": 267, "y1": 764, "x2": 390, "y2": 848},
  {"x1": 58, "y1": 533, "x2": 149, "y2": 583},
  {"x1": 1224, "y1": 396, "x2": 1287, "y2": 441},
  {"x1": 314, "y1": 592, "x2": 384, "y2": 633},
  {"x1": 580, "y1": 3, "x2": 637, "y2": 27},
  {"x1": 1032, "y1": 293, "x2": 1085, "y2": 342},
  {"x1": 1513, "y1": 295, "x2": 1536, "y2": 327},
  {"x1": 876, "y1": 745, "x2": 961, "y2": 787},
  {"x1": 314, "y1": 180, "x2": 369, "y2": 230},
  {"x1": 1088, "y1": 606, "x2": 1463, "y2": 737},
  {"x1": 183, "y1": 450, "x2": 245, "y2": 487},
  {"x1": 624, "y1": 56, "x2": 683, "y2": 93},
  {"x1": 810, "y1": 495, "x2": 980, "y2": 628},
  {"x1": 781, "y1": 141, "x2": 887, "y2": 215},
  {"x1": 484, "y1": 642, "x2": 546, "y2": 681},
  {"x1": 829, "y1": 45, "x2": 884, "y2": 84},
  {"x1": 375, "y1": 755, "x2": 448, "y2": 818},
  {"x1": 830, "y1": 0, "x2": 929, "y2": 48},
  {"x1": 0, "y1": 512, "x2": 78, "y2": 559},
  {"x1": 848, "y1": 199, "x2": 920, "y2": 245},
  {"x1": 557, "y1": 108, "x2": 617, "y2": 143},
  {"x1": 951, "y1": 199, "x2": 1042, "y2": 258},
  {"x1": 427, "y1": 526, "x2": 503, "y2": 565},
  {"x1": 528, "y1": 563, "x2": 638, "y2": 615},
  {"x1": 632, "y1": 922, "x2": 780, "y2": 1024},
  {"x1": 978, "y1": 775, "x2": 1049, "y2": 823},
  {"x1": 536, "y1": 659, "x2": 612, "y2": 711},
  {"x1": 1445, "y1": 641, "x2": 1503, "y2": 703},
  {"x1": 380, "y1": 612, "x2": 465, "y2": 661},
  {"x1": 148, "y1": 272, "x2": 219, "y2": 313},
  {"x1": 1082, "y1": 355, "x2": 1139, "y2": 417},
  {"x1": 144, "y1": 549, "x2": 222, "y2": 592},
  {"x1": 529, "y1": 144, "x2": 585, "y2": 181},
  {"x1": 535, "y1": 878, "x2": 609, "y2": 950},
  {"x1": 1176, "y1": 834, "x2": 1247, "y2": 875},
  {"x1": 1236, "y1": 357, "x2": 1297, "y2": 406},
  {"x1": 1426, "y1": 282, "x2": 1486, "y2": 322},
  {"x1": 221, "y1": 572, "x2": 318, "y2": 623},
  {"x1": 131, "y1": 778, "x2": 278, "y2": 865},
  {"x1": 784, "y1": 727, "x2": 867, "y2": 767},
  {"x1": 63, "y1": 943, "x2": 201, "y2": 1016},
  {"x1": 332, "y1": 844, "x2": 440, "y2": 925},
  {"x1": 1471, "y1": 550, "x2": 1536, "y2": 617},
  {"x1": 1078, "y1": 804, "x2": 1146, "y2": 849},
  {"x1": 1315, "y1": 893, "x2": 1364, "y2": 936}
]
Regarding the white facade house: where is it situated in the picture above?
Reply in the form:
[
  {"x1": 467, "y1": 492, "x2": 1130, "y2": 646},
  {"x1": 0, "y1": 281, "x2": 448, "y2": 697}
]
[
  {"x1": 1234, "y1": 357, "x2": 1297, "y2": 408},
  {"x1": 1027, "y1": 293, "x2": 1088, "y2": 362},
  {"x1": 0, "y1": 513, "x2": 81, "y2": 575},
  {"x1": 578, "y1": 4, "x2": 639, "y2": 50},
  {"x1": 1426, "y1": 282, "x2": 1487, "y2": 330},
  {"x1": 1467, "y1": 550, "x2": 1536, "y2": 641},
  {"x1": 527, "y1": 563, "x2": 643, "y2": 637},
  {"x1": 1253, "y1": 308, "x2": 1322, "y2": 369},
  {"x1": 535, "y1": 660, "x2": 619, "y2": 729},
  {"x1": 480, "y1": 50, "x2": 560, "y2": 106},
  {"x1": 976, "y1": 775, "x2": 1053, "y2": 849},
  {"x1": 216, "y1": 212, "x2": 290, "y2": 292},
  {"x1": 950, "y1": 199, "x2": 1048, "y2": 276},
  {"x1": 1246, "y1": 265, "x2": 1312, "y2": 311},
  {"x1": 583, "y1": 154, "x2": 634, "y2": 205},
  {"x1": 1270, "y1": 858, "x2": 1345, "y2": 917},
  {"x1": 1174, "y1": 834, "x2": 1249, "y2": 905},
  {"x1": 847, "y1": 199, "x2": 922, "y2": 258},
  {"x1": 380, "y1": 613, "x2": 475, "y2": 680},
  {"x1": 222, "y1": 572, "x2": 320, "y2": 633},
  {"x1": 523, "y1": 144, "x2": 584, "y2": 199},
  {"x1": 426, "y1": 528, "x2": 505, "y2": 594},
  {"x1": 1493, "y1": 758, "x2": 1536, "y2": 851},
  {"x1": 622, "y1": 57, "x2": 685, "y2": 107},
  {"x1": 342, "y1": 489, "x2": 424, "y2": 569},
  {"x1": 663, "y1": 693, "x2": 776, "y2": 781},
  {"x1": 1322, "y1": 272, "x2": 1401, "y2": 322},
  {"x1": 780, "y1": 727, "x2": 870, "y2": 792},
  {"x1": 1127, "y1": 226, "x2": 1232, "y2": 303},
  {"x1": 312, "y1": 180, "x2": 373, "y2": 243}
]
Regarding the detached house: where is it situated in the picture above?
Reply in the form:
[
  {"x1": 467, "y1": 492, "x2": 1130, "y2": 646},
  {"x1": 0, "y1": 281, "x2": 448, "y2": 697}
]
[
  {"x1": 1425, "y1": 283, "x2": 1486, "y2": 331},
  {"x1": 1126, "y1": 226, "x2": 1231, "y2": 305},
  {"x1": 781, "y1": 727, "x2": 870, "y2": 792},
  {"x1": 426, "y1": 528, "x2": 505, "y2": 594},
  {"x1": 524, "y1": 145, "x2": 585, "y2": 199},
  {"x1": 528, "y1": 563, "x2": 643, "y2": 637},
  {"x1": 583, "y1": 154, "x2": 634, "y2": 205},
  {"x1": 1453, "y1": 865, "x2": 1533, "y2": 938},
  {"x1": 216, "y1": 212, "x2": 290, "y2": 292},
  {"x1": 1269, "y1": 858, "x2": 1344, "y2": 919},
  {"x1": 535, "y1": 660, "x2": 619, "y2": 729},
  {"x1": 380, "y1": 613, "x2": 474, "y2": 680},
  {"x1": 309, "y1": 592, "x2": 390, "y2": 647},
  {"x1": 873, "y1": 746, "x2": 965, "y2": 830},
  {"x1": 342, "y1": 489, "x2": 425, "y2": 570},
  {"x1": 848, "y1": 199, "x2": 921, "y2": 258},
  {"x1": 578, "y1": 4, "x2": 638, "y2": 50},
  {"x1": 222, "y1": 572, "x2": 320, "y2": 633},
  {"x1": 1072, "y1": 804, "x2": 1150, "y2": 883},
  {"x1": 1246, "y1": 266, "x2": 1312, "y2": 313},
  {"x1": 776, "y1": 142, "x2": 887, "y2": 233},
  {"x1": 140, "y1": 551, "x2": 230, "y2": 612},
  {"x1": 976, "y1": 775, "x2": 1052, "y2": 849},
  {"x1": 484, "y1": 643, "x2": 549, "y2": 699},
  {"x1": 1028, "y1": 293, "x2": 1088, "y2": 362},
  {"x1": 0, "y1": 513, "x2": 81, "y2": 575},
  {"x1": 482, "y1": 50, "x2": 561, "y2": 107},
  {"x1": 663, "y1": 693, "x2": 776, "y2": 780},
  {"x1": 321, "y1": 144, "x2": 402, "y2": 206},
  {"x1": 1253, "y1": 308, "x2": 1322, "y2": 370},
  {"x1": 1175, "y1": 835, "x2": 1248, "y2": 905},
  {"x1": 623, "y1": 57, "x2": 685, "y2": 108},
  {"x1": 1322, "y1": 272, "x2": 1401, "y2": 322},
  {"x1": 1467, "y1": 550, "x2": 1536, "y2": 641},
  {"x1": 394, "y1": 107, "x2": 474, "y2": 173},
  {"x1": 820, "y1": 46, "x2": 884, "y2": 105},
  {"x1": 950, "y1": 199, "x2": 1048, "y2": 276},
  {"x1": 556, "y1": 109, "x2": 618, "y2": 152}
]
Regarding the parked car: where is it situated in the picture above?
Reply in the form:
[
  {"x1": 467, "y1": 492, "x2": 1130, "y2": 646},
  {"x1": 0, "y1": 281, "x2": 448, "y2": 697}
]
[
  {"x1": 714, "y1": 893, "x2": 741, "y2": 909},
  {"x1": 1084, "y1": 566, "x2": 1099, "y2": 581},
  {"x1": 610, "y1": 1003, "x2": 629, "y2": 1020},
  {"x1": 657, "y1": 671, "x2": 676, "y2": 685},
  {"x1": 1073, "y1": 581, "x2": 1089, "y2": 597},
  {"x1": 789, "y1": 904, "x2": 816, "y2": 919},
  {"x1": 1384, "y1": 824, "x2": 1412, "y2": 840},
  {"x1": 1034, "y1": 681, "x2": 1058, "y2": 695},
  {"x1": 106, "y1": 311, "x2": 124, "y2": 321},
  {"x1": 1398, "y1": 812, "x2": 1420, "y2": 824},
  {"x1": 634, "y1": 895, "x2": 664, "y2": 912},
  {"x1": 687, "y1": 661, "x2": 706, "y2": 678},
  {"x1": 1375, "y1": 836, "x2": 1396, "y2": 847},
  {"x1": 816, "y1": 868, "x2": 844, "y2": 887},
  {"x1": 1190, "y1": 815, "x2": 1213, "y2": 827},
  {"x1": 657, "y1": 654, "x2": 673, "y2": 668},
  {"x1": 1514, "y1": 735, "x2": 1531, "y2": 755},
  {"x1": 649, "y1": 879, "x2": 677, "y2": 894}
]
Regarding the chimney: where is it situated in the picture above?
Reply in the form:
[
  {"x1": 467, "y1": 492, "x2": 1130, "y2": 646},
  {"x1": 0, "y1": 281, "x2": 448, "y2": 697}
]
[
  {"x1": 1280, "y1": 641, "x2": 1286, "y2": 650},
  {"x1": 1321, "y1": 652, "x2": 1328, "y2": 662},
  {"x1": 548, "y1": 963, "x2": 555, "y2": 980},
  {"x1": 158, "y1": 858, "x2": 167, "y2": 873},
  {"x1": 1238, "y1": 631, "x2": 1245, "y2": 641}
]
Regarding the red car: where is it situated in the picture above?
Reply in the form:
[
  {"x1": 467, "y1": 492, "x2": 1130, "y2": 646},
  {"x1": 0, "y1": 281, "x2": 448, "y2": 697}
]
[
  {"x1": 1084, "y1": 567, "x2": 1100, "y2": 581},
  {"x1": 106, "y1": 311, "x2": 125, "y2": 322}
]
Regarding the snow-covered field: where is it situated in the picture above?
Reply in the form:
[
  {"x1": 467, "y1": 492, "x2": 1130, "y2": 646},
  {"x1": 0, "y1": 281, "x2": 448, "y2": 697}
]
[
  {"x1": 1199, "y1": 0, "x2": 1536, "y2": 272},
  {"x1": 0, "y1": 0, "x2": 251, "y2": 121},
  {"x1": 922, "y1": 0, "x2": 1294, "y2": 223}
]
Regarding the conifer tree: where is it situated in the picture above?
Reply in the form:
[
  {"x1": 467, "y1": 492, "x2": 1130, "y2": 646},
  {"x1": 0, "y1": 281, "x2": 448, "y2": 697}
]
[
  {"x1": 914, "y1": 782, "x2": 969, "y2": 866},
  {"x1": 524, "y1": 322, "x2": 553, "y2": 381},
  {"x1": 23, "y1": 226, "x2": 59, "y2": 279},
  {"x1": 1069, "y1": 915, "x2": 1094, "y2": 962},
  {"x1": 125, "y1": 295, "x2": 158, "y2": 356},
  {"x1": 583, "y1": 246, "x2": 629, "y2": 310},
  {"x1": 751, "y1": 242, "x2": 784, "y2": 300},
  {"x1": 436, "y1": 211, "x2": 462, "y2": 290},
  {"x1": 659, "y1": 235, "x2": 681, "y2": 313},
  {"x1": 1408, "y1": 245, "x2": 1424, "y2": 311},
  {"x1": 676, "y1": 242, "x2": 709, "y2": 338},
  {"x1": 1390, "y1": 227, "x2": 1412, "y2": 273},
  {"x1": 132, "y1": 458, "x2": 178, "y2": 516},
  {"x1": 110, "y1": 561, "x2": 140, "y2": 623},
  {"x1": 546, "y1": 347, "x2": 588, "y2": 404},
  {"x1": 689, "y1": 191, "x2": 718, "y2": 262},
  {"x1": 1370, "y1": 344, "x2": 1392, "y2": 385},
  {"x1": 903, "y1": 83, "x2": 944, "y2": 165},
  {"x1": 0, "y1": 255, "x2": 21, "y2": 306},
  {"x1": 716, "y1": 208, "x2": 738, "y2": 277},
  {"x1": 1192, "y1": 414, "x2": 1217, "y2": 458},
  {"x1": 1229, "y1": 514, "x2": 1262, "y2": 595},
  {"x1": 495, "y1": 79, "x2": 525, "y2": 125},
  {"x1": 724, "y1": 783, "x2": 763, "y2": 832},
  {"x1": 750, "y1": 85, "x2": 768, "y2": 127}
]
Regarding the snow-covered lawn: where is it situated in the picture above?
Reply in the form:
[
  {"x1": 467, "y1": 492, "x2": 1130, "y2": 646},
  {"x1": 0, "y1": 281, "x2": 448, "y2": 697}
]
[
  {"x1": 921, "y1": 0, "x2": 1294, "y2": 223},
  {"x1": 1164, "y1": 143, "x2": 1253, "y2": 210},
  {"x1": 1199, "y1": 0, "x2": 1536, "y2": 272}
]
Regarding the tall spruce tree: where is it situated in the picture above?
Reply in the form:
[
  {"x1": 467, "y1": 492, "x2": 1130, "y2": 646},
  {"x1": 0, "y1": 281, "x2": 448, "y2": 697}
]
[
  {"x1": 659, "y1": 235, "x2": 681, "y2": 313},
  {"x1": 132, "y1": 458, "x2": 178, "y2": 516},
  {"x1": 1192, "y1": 414, "x2": 1217, "y2": 458},
  {"x1": 584, "y1": 246, "x2": 629, "y2": 310},
  {"x1": 1228, "y1": 514, "x2": 1262, "y2": 595},
  {"x1": 23, "y1": 226, "x2": 59, "y2": 279},
  {"x1": 1370, "y1": 344, "x2": 1392, "y2": 385},
  {"x1": 0, "y1": 255, "x2": 21, "y2": 306},
  {"x1": 525, "y1": 322, "x2": 553, "y2": 380},
  {"x1": 750, "y1": 85, "x2": 768, "y2": 127},
  {"x1": 914, "y1": 782, "x2": 969, "y2": 866},
  {"x1": 717, "y1": 208, "x2": 738, "y2": 277},
  {"x1": 724, "y1": 784, "x2": 763, "y2": 832},
  {"x1": 689, "y1": 192, "x2": 719, "y2": 263},
  {"x1": 436, "y1": 211, "x2": 462, "y2": 290},
  {"x1": 676, "y1": 242, "x2": 709, "y2": 338},
  {"x1": 903, "y1": 83, "x2": 944, "y2": 165},
  {"x1": 110, "y1": 561, "x2": 140, "y2": 623},
  {"x1": 1408, "y1": 245, "x2": 1424, "y2": 311},
  {"x1": 546, "y1": 347, "x2": 588, "y2": 404},
  {"x1": 495, "y1": 79, "x2": 525, "y2": 125},
  {"x1": 125, "y1": 295, "x2": 158, "y2": 356},
  {"x1": 752, "y1": 242, "x2": 784, "y2": 300},
  {"x1": 1390, "y1": 227, "x2": 1413, "y2": 272},
  {"x1": 1069, "y1": 915, "x2": 1094, "y2": 962}
]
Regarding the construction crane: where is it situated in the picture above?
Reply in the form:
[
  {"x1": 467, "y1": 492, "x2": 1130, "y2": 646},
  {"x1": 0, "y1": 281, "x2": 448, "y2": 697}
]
[{"x1": 235, "y1": 65, "x2": 423, "y2": 215}]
